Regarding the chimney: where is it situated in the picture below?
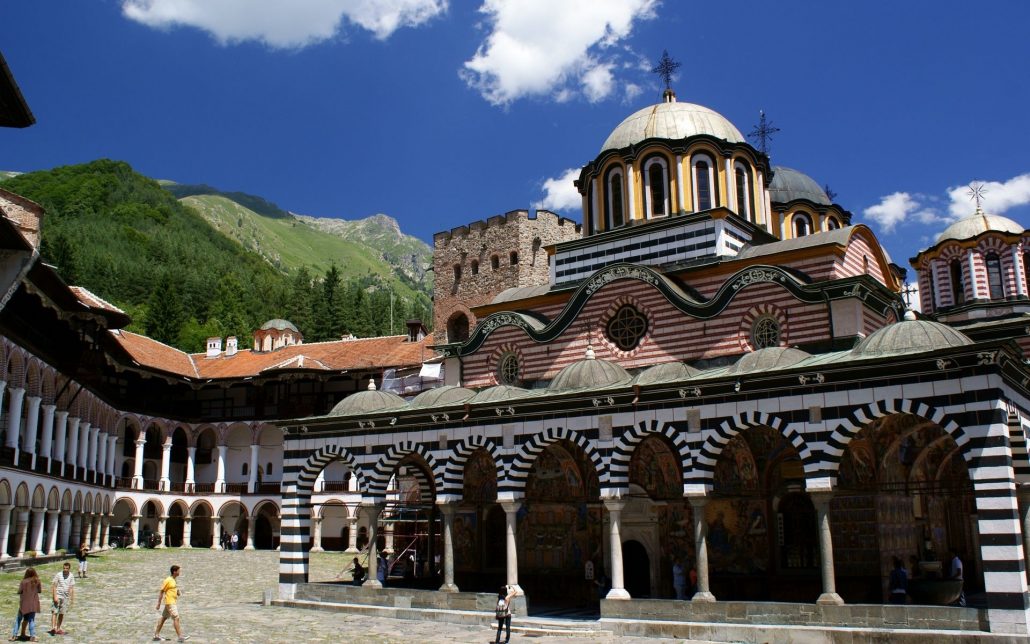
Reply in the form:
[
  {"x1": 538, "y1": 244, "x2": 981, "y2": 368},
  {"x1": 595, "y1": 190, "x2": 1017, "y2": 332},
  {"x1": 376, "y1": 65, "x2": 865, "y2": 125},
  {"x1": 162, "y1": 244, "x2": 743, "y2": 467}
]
[
  {"x1": 206, "y1": 337, "x2": 222, "y2": 358},
  {"x1": 225, "y1": 336, "x2": 238, "y2": 357}
]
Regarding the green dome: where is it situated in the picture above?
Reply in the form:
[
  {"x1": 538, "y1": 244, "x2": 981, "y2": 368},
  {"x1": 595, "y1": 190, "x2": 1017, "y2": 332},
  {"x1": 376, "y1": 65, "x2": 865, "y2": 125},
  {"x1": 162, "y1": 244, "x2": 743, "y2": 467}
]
[
  {"x1": 467, "y1": 385, "x2": 530, "y2": 405},
  {"x1": 260, "y1": 318, "x2": 299, "y2": 332},
  {"x1": 851, "y1": 318, "x2": 973, "y2": 358},
  {"x1": 635, "y1": 361, "x2": 700, "y2": 386},
  {"x1": 328, "y1": 378, "x2": 406, "y2": 417},
  {"x1": 548, "y1": 346, "x2": 632, "y2": 391},
  {"x1": 409, "y1": 385, "x2": 476, "y2": 409},
  {"x1": 727, "y1": 347, "x2": 810, "y2": 374}
]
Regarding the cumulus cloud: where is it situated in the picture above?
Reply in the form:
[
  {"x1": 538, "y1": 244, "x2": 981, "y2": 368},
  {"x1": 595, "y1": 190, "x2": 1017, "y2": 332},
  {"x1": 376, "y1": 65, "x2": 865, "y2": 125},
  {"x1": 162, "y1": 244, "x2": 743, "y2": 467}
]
[
  {"x1": 863, "y1": 172, "x2": 1030, "y2": 233},
  {"x1": 533, "y1": 168, "x2": 582, "y2": 212},
  {"x1": 461, "y1": 0, "x2": 658, "y2": 106},
  {"x1": 121, "y1": 0, "x2": 447, "y2": 48}
]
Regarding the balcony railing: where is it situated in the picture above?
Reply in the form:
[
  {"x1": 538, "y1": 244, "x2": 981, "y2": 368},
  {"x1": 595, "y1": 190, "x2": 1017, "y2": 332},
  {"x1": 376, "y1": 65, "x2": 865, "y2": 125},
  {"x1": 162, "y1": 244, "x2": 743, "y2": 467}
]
[
  {"x1": 318, "y1": 480, "x2": 351, "y2": 492},
  {"x1": 224, "y1": 483, "x2": 248, "y2": 494},
  {"x1": 257, "y1": 482, "x2": 281, "y2": 494}
]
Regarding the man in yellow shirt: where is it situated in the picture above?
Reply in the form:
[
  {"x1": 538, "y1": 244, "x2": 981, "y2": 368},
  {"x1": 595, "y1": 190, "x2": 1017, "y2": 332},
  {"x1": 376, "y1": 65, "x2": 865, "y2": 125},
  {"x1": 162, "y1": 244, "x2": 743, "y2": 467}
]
[{"x1": 152, "y1": 565, "x2": 189, "y2": 642}]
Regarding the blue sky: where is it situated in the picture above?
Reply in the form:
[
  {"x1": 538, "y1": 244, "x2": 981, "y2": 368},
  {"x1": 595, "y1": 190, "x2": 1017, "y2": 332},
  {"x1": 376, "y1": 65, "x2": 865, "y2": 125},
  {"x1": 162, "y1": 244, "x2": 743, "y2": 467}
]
[{"x1": 2, "y1": 0, "x2": 1028, "y2": 275}]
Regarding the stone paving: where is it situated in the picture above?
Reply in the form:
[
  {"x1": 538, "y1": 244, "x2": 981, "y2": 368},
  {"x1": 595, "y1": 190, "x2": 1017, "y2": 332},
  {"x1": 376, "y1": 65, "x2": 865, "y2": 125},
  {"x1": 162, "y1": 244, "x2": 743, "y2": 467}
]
[{"x1": 0, "y1": 548, "x2": 710, "y2": 643}]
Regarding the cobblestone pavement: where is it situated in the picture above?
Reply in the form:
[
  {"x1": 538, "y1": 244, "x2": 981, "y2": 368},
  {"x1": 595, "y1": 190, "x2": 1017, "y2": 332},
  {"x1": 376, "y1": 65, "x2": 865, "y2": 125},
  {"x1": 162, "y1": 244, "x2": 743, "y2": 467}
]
[{"x1": 1, "y1": 548, "x2": 708, "y2": 643}]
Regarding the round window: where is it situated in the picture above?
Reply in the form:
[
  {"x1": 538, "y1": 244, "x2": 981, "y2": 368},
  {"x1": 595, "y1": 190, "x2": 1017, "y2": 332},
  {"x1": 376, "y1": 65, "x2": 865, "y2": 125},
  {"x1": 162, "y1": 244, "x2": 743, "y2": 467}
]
[
  {"x1": 751, "y1": 316, "x2": 780, "y2": 349},
  {"x1": 498, "y1": 353, "x2": 520, "y2": 386},
  {"x1": 606, "y1": 305, "x2": 648, "y2": 351}
]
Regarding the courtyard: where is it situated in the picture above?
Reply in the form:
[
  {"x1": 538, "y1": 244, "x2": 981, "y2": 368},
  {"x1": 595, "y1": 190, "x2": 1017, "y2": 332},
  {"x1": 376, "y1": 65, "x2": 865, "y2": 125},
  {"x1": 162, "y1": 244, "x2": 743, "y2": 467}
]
[{"x1": 0, "y1": 548, "x2": 701, "y2": 643}]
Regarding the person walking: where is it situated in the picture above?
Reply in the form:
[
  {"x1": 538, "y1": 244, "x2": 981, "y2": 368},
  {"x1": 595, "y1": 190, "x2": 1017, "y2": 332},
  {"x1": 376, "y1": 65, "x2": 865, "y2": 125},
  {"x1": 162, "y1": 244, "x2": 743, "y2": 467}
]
[
  {"x1": 948, "y1": 548, "x2": 965, "y2": 607},
  {"x1": 230, "y1": 532, "x2": 239, "y2": 552},
  {"x1": 153, "y1": 565, "x2": 189, "y2": 642},
  {"x1": 10, "y1": 568, "x2": 41, "y2": 642},
  {"x1": 48, "y1": 563, "x2": 74, "y2": 636},
  {"x1": 672, "y1": 557, "x2": 686, "y2": 600},
  {"x1": 888, "y1": 556, "x2": 908, "y2": 604},
  {"x1": 76, "y1": 543, "x2": 90, "y2": 578},
  {"x1": 494, "y1": 584, "x2": 517, "y2": 644}
]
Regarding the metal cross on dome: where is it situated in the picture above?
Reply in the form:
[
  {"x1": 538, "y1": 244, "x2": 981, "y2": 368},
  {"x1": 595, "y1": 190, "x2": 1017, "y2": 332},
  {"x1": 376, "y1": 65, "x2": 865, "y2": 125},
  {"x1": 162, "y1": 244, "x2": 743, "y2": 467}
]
[
  {"x1": 748, "y1": 110, "x2": 780, "y2": 156},
  {"x1": 967, "y1": 182, "x2": 987, "y2": 211},
  {"x1": 651, "y1": 50, "x2": 680, "y2": 90}
]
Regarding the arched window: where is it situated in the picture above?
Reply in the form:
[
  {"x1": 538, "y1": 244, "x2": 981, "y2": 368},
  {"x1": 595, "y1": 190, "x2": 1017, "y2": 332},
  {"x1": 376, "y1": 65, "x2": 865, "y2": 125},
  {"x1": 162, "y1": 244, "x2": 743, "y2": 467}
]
[
  {"x1": 452, "y1": 264, "x2": 462, "y2": 281},
  {"x1": 826, "y1": 217, "x2": 841, "y2": 230},
  {"x1": 470, "y1": 260, "x2": 479, "y2": 275},
  {"x1": 266, "y1": 462, "x2": 273, "y2": 475},
  {"x1": 985, "y1": 253, "x2": 1004, "y2": 299},
  {"x1": 509, "y1": 251, "x2": 518, "y2": 265},
  {"x1": 606, "y1": 167, "x2": 625, "y2": 229},
  {"x1": 447, "y1": 313, "x2": 470, "y2": 343},
  {"x1": 242, "y1": 462, "x2": 249, "y2": 476},
  {"x1": 691, "y1": 155, "x2": 715, "y2": 211},
  {"x1": 733, "y1": 161, "x2": 753, "y2": 220},
  {"x1": 926, "y1": 267, "x2": 937, "y2": 311},
  {"x1": 643, "y1": 156, "x2": 669, "y2": 218},
  {"x1": 490, "y1": 255, "x2": 499, "y2": 270},
  {"x1": 792, "y1": 213, "x2": 812, "y2": 238},
  {"x1": 949, "y1": 259, "x2": 965, "y2": 305}
]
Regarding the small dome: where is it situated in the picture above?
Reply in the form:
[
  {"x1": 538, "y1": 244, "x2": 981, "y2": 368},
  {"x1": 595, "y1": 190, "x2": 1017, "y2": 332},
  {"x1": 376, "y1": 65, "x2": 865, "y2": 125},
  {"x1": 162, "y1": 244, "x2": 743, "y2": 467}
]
[
  {"x1": 409, "y1": 385, "x2": 476, "y2": 409},
  {"x1": 635, "y1": 361, "x2": 700, "y2": 386},
  {"x1": 467, "y1": 385, "x2": 530, "y2": 405},
  {"x1": 601, "y1": 100, "x2": 745, "y2": 152},
  {"x1": 727, "y1": 346, "x2": 811, "y2": 375},
  {"x1": 548, "y1": 346, "x2": 632, "y2": 391},
  {"x1": 328, "y1": 379, "x2": 406, "y2": 417},
  {"x1": 851, "y1": 319, "x2": 973, "y2": 358},
  {"x1": 936, "y1": 210, "x2": 1024, "y2": 244},
  {"x1": 768, "y1": 167, "x2": 831, "y2": 206},
  {"x1": 260, "y1": 318, "x2": 299, "y2": 332}
]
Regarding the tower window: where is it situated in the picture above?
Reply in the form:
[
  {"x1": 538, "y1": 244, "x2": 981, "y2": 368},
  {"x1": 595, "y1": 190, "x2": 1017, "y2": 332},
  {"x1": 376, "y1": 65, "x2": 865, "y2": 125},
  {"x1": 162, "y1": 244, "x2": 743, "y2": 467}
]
[
  {"x1": 826, "y1": 217, "x2": 841, "y2": 230},
  {"x1": 692, "y1": 155, "x2": 714, "y2": 211},
  {"x1": 606, "y1": 168, "x2": 625, "y2": 229},
  {"x1": 792, "y1": 213, "x2": 812, "y2": 238},
  {"x1": 491, "y1": 255, "x2": 500, "y2": 270},
  {"x1": 509, "y1": 251, "x2": 518, "y2": 265},
  {"x1": 470, "y1": 260, "x2": 479, "y2": 275},
  {"x1": 734, "y1": 162, "x2": 753, "y2": 220},
  {"x1": 644, "y1": 156, "x2": 669, "y2": 218},
  {"x1": 985, "y1": 252, "x2": 1004, "y2": 299},
  {"x1": 949, "y1": 259, "x2": 965, "y2": 305},
  {"x1": 453, "y1": 264, "x2": 462, "y2": 281}
]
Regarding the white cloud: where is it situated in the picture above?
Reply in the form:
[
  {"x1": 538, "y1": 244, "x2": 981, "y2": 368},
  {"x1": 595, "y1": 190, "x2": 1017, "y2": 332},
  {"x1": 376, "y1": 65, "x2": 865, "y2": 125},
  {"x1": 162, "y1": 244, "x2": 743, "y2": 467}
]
[
  {"x1": 946, "y1": 173, "x2": 1030, "y2": 218},
  {"x1": 863, "y1": 192, "x2": 922, "y2": 232},
  {"x1": 121, "y1": 0, "x2": 447, "y2": 48},
  {"x1": 461, "y1": 0, "x2": 658, "y2": 106},
  {"x1": 533, "y1": 168, "x2": 581, "y2": 212}
]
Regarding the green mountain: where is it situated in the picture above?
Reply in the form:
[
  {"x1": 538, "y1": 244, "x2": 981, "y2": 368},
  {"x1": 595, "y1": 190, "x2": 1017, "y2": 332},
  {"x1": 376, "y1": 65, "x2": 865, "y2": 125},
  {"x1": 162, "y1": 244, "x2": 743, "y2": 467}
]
[{"x1": 0, "y1": 160, "x2": 434, "y2": 351}]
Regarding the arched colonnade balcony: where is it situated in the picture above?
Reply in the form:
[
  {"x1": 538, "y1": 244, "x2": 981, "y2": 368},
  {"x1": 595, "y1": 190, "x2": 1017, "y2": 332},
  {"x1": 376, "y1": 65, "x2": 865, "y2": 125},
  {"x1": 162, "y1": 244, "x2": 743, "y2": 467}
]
[
  {"x1": 0, "y1": 477, "x2": 116, "y2": 559},
  {"x1": 110, "y1": 494, "x2": 282, "y2": 550}
]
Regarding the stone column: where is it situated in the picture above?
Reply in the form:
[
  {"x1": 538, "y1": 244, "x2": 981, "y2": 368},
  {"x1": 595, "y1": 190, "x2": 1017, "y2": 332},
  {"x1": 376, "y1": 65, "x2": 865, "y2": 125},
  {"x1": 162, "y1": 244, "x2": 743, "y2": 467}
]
[
  {"x1": 362, "y1": 503, "x2": 384, "y2": 589},
  {"x1": 310, "y1": 515, "x2": 324, "y2": 553},
  {"x1": 40, "y1": 405, "x2": 56, "y2": 471},
  {"x1": 57, "y1": 512, "x2": 71, "y2": 551},
  {"x1": 248, "y1": 444, "x2": 259, "y2": 493},
  {"x1": 77, "y1": 422, "x2": 90, "y2": 478},
  {"x1": 23, "y1": 395, "x2": 40, "y2": 464},
  {"x1": 91, "y1": 513, "x2": 101, "y2": 549},
  {"x1": 501, "y1": 501, "x2": 524, "y2": 595},
  {"x1": 216, "y1": 445, "x2": 227, "y2": 492},
  {"x1": 132, "y1": 437, "x2": 145, "y2": 489},
  {"x1": 245, "y1": 516, "x2": 256, "y2": 550},
  {"x1": 811, "y1": 492, "x2": 844, "y2": 605},
  {"x1": 185, "y1": 447, "x2": 196, "y2": 492},
  {"x1": 159, "y1": 442, "x2": 172, "y2": 491},
  {"x1": 182, "y1": 517, "x2": 193, "y2": 548},
  {"x1": 438, "y1": 502, "x2": 459, "y2": 592},
  {"x1": 156, "y1": 515, "x2": 167, "y2": 548},
  {"x1": 688, "y1": 496, "x2": 716, "y2": 602},
  {"x1": 53, "y1": 411, "x2": 68, "y2": 474},
  {"x1": 86, "y1": 425, "x2": 99, "y2": 482},
  {"x1": 29, "y1": 508, "x2": 45, "y2": 553},
  {"x1": 604, "y1": 498, "x2": 631, "y2": 599},
  {"x1": 4, "y1": 388, "x2": 25, "y2": 452},
  {"x1": 127, "y1": 514, "x2": 140, "y2": 549},
  {"x1": 14, "y1": 509, "x2": 29, "y2": 557},
  {"x1": 98, "y1": 514, "x2": 110, "y2": 551},
  {"x1": 345, "y1": 515, "x2": 359, "y2": 554},
  {"x1": 384, "y1": 523, "x2": 395, "y2": 555},
  {"x1": 66, "y1": 418, "x2": 81, "y2": 475},
  {"x1": 106, "y1": 435, "x2": 118, "y2": 486},
  {"x1": 44, "y1": 511, "x2": 59, "y2": 555},
  {"x1": 96, "y1": 432, "x2": 108, "y2": 486},
  {"x1": 0, "y1": 505, "x2": 12, "y2": 559},
  {"x1": 211, "y1": 516, "x2": 222, "y2": 550}
]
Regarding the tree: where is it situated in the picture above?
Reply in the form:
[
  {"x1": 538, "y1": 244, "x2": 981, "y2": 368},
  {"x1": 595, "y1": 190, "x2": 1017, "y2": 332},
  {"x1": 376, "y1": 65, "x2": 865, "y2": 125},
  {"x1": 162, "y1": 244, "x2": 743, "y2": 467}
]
[
  {"x1": 144, "y1": 274, "x2": 185, "y2": 346},
  {"x1": 207, "y1": 273, "x2": 250, "y2": 340}
]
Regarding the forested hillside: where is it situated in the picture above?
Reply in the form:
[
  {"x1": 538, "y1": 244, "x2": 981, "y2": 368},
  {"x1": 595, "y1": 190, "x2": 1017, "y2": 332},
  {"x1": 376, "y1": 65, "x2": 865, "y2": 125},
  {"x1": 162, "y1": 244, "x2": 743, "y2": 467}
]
[{"x1": 1, "y1": 160, "x2": 433, "y2": 352}]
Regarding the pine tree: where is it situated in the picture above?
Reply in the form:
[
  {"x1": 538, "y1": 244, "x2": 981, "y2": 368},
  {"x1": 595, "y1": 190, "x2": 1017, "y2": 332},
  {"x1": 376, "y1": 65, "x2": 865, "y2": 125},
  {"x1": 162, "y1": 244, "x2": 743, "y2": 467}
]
[
  {"x1": 144, "y1": 273, "x2": 185, "y2": 345},
  {"x1": 207, "y1": 273, "x2": 250, "y2": 340}
]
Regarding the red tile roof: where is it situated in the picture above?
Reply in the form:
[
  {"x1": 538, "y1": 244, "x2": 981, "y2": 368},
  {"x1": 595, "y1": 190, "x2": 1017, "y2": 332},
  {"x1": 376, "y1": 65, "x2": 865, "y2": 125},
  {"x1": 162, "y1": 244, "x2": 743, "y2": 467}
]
[
  {"x1": 109, "y1": 331, "x2": 437, "y2": 380},
  {"x1": 70, "y1": 286, "x2": 126, "y2": 315}
]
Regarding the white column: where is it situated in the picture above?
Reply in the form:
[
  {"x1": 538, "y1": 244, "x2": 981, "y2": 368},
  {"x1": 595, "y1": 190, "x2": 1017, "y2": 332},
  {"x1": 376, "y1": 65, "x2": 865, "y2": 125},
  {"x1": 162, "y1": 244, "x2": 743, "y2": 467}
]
[
  {"x1": 181, "y1": 517, "x2": 193, "y2": 548},
  {"x1": 87, "y1": 425, "x2": 100, "y2": 481},
  {"x1": 0, "y1": 506, "x2": 11, "y2": 559},
  {"x1": 346, "y1": 515, "x2": 359, "y2": 554},
  {"x1": 39, "y1": 404, "x2": 55, "y2": 470},
  {"x1": 128, "y1": 514, "x2": 140, "y2": 549},
  {"x1": 590, "y1": 178, "x2": 599, "y2": 233},
  {"x1": 185, "y1": 446, "x2": 196, "y2": 492},
  {"x1": 14, "y1": 510, "x2": 29, "y2": 557},
  {"x1": 155, "y1": 515, "x2": 166, "y2": 548},
  {"x1": 53, "y1": 411, "x2": 68, "y2": 471},
  {"x1": 248, "y1": 444, "x2": 259, "y2": 493},
  {"x1": 159, "y1": 442, "x2": 172, "y2": 491},
  {"x1": 756, "y1": 170, "x2": 766, "y2": 226},
  {"x1": 211, "y1": 516, "x2": 222, "y2": 550},
  {"x1": 725, "y1": 157, "x2": 735, "y2": 211},
  {"x1": 5, "y1": 387, "x2": 25, "y2": 450},
  {"x1": 675, "y1": 154, "x2": 685, "y2": 213},
  {"x1": 96, "y1": 432, "x2": 108, "y2": 485},
  {"x1": 57, "y1": 512, "x2": 71, "y2": 550},
  {"x1": 78, "y1": 422, "x2": 90, "y2": 476},
  {"x1": 245, "y1": 516, "x2": 256, "y2": 550},
  {"x1": 310, "y1": 514, "x2": 324, "y2": 553},
  {"x1": 1014, "y1": 247, "x2": 1027, "y2": 296},
  {"x1": 216, "y1": 445, "x2": 227, "y2": 492},
  {"x1": 625, "y1": 165, "x2": 636, "y2": 223},
  {"x1": 106, "y1": 435, "x2": 118, "y2": 484},
  {"x1": 968, "y1": 249, "x2": 980, "y2": 299},
  {"x1": 66, "y1": 417, "x2": 80, "y2": 475},
  {"x1": 70, "y1": 512, "x2": 83, "y2": 550},
  {"x1": 362, "y1": 503, "x2": 384, "y2": 589},
  {"x1": 23, "y1": 395, "x2": 41, "y2": 463},
  {"x1": 44, "y1": 511, "x2": 59, "y2": 555},
  {"x1": 29, "y1": 508, "x2": 45, "y2": 553},
  {"x1": 501, "y1": 500, "x2": 524, "y2": 595},
  {"x1": 438, "y1": 502, "x2": 458, "y2": 592},
  {"x1": 604, "y1": 499, "x2": 630, "y2": 599},
  {"x1": 930, "y1": 259, "x2": 944, "y2": 310},
  {"x1": 131, "y1": 437, "x2": 145, "y2": 489},
  {"x1": 688, "y1": 496, "x2": 716, "y2": 602}
]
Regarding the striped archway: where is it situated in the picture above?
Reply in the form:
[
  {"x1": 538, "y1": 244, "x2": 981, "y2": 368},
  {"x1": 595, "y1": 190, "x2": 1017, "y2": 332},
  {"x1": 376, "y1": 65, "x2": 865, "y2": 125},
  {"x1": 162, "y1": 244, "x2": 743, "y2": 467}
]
[
  {"x1": 504, "y1": 425, "x2": 606, "y2": 496},
  {"x1": 442, "y1": 435, "x2": 504, "y2": 498},
  {"x1": 608, "y1": 419, "x2": 692, "y2": 495}
]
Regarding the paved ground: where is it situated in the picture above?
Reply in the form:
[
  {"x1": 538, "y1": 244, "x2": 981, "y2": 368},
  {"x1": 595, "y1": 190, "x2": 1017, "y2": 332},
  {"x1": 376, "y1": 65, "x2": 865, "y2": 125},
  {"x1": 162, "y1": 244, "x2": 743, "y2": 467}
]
[{"x1": 0, "y1": 548, "x2": 708, "y2": 643}]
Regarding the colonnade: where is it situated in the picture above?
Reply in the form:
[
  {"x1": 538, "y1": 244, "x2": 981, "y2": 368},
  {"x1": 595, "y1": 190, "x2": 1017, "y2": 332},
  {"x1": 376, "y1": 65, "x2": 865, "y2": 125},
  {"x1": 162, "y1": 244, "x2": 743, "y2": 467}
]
[
  {"x1": 0, "y1": 504, "x2": 111, "y2": 557},
  {"x1": 130, "y1": 437, "x2": 272, "y2": 494}
]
